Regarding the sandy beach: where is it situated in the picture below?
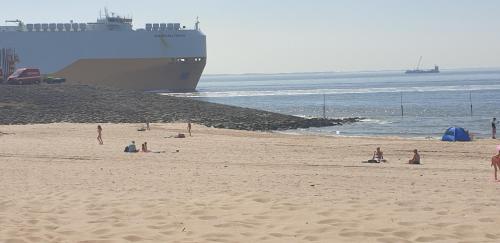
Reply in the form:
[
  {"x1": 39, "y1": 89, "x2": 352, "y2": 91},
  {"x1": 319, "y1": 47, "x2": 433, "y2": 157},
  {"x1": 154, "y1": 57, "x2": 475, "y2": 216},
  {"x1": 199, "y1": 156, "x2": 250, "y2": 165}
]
[{"x1": 1, "y1": 123, "x2": 499, "y2": 243}]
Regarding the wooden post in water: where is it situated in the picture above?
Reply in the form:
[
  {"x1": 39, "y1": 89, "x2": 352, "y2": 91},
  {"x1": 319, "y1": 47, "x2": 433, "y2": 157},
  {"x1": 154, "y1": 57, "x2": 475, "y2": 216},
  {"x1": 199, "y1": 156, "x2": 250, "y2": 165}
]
[
  {"x1": 323, "y1": 94, "x2": 326, "y2": 119},
  {"x1": 400, "y1": 92, "x2": 404, "y2": 117},
  {"x1": 469, "y1": 91, "x2": 473, "y2": 117}
]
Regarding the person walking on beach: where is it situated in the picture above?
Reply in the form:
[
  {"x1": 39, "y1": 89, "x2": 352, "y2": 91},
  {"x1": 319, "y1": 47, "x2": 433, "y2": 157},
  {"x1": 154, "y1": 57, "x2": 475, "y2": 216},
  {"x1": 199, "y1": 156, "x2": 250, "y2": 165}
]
[
  {"x1": 97, "y1": 125, "x2": 103, "y2": 145},
  {"x1": 492, "y1": 118, "x2": 498, "y2": 139},
  {"x1": 492, "y1": 146, "x2": 500, "y2": 181},
  {"x1": 187, "y1": 121, "x2": 192, "y2": 137}
]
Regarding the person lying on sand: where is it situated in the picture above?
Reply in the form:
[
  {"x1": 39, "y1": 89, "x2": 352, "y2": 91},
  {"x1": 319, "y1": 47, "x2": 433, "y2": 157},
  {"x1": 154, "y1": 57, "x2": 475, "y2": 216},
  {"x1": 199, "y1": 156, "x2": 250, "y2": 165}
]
[
  {"x1": 409, "y1": 149, "x2": 421, "y2": 164},
  {"x1": 175, "y1": 133, "x2": 186, "y2": 138},
  {"x1": 492, "y1": 146, "x2": 500, "y2": 181}
]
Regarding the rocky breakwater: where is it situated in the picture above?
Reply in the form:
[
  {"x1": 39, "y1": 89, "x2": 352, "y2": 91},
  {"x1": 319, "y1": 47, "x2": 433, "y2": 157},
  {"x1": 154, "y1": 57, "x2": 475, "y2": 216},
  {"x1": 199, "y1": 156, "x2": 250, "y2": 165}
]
[{"x1": 0, "y1": 84, "x2": 360, "y2": 131}]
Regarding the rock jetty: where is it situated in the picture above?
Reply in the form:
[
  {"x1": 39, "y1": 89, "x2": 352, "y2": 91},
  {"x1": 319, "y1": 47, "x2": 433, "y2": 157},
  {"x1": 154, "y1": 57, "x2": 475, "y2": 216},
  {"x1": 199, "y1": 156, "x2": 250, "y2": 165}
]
[{"x1": 0, "y1": 84, "x2": 360, "y2": 131}]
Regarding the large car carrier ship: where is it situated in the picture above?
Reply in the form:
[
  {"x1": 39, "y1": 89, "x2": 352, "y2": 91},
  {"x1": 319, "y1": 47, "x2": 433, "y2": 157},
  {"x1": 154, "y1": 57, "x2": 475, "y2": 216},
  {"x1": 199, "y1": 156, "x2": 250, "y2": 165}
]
[{"x1": 0, "y1": 9, "x2": 207, "y2": 91}]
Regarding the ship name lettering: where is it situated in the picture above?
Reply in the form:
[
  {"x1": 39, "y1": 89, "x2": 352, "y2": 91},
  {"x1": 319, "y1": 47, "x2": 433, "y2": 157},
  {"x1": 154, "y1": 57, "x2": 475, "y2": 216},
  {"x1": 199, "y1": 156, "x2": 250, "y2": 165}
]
[{"x1": 154, "y1": 34, "x2": 186, "y2": 38}]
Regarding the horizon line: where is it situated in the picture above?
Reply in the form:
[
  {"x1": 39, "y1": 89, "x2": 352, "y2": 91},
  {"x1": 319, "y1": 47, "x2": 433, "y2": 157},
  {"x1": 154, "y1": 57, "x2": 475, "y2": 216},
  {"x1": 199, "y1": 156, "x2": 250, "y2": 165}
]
[{"x1": 202, "y1": 66, "x2": 500, "y2": 76}]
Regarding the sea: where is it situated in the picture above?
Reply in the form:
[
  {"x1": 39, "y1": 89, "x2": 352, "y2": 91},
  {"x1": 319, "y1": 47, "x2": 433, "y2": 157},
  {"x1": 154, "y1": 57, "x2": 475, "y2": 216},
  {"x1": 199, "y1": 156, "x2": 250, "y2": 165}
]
[{"x1": 165, "y1": 69, "x2": 500, "y2": 139}]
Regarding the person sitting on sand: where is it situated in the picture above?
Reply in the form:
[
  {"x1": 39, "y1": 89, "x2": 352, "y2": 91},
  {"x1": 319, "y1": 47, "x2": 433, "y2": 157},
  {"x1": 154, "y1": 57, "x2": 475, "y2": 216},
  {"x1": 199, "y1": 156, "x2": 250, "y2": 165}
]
[
  {"x1": 142, "y1": 142, "x2": 151, "y2": 153},
  {"x1": 373, "y1": 147, "x2": 384, "y2": 163},
  {"x1": 127, "y1": 141, "x2": 139, "y2": 153},
  {"x1": 409, "y1": 149, "x2": 421, "y2": 164},
  {"x1": 492, "y1": 146, "x2": 500, "y2": 181}
]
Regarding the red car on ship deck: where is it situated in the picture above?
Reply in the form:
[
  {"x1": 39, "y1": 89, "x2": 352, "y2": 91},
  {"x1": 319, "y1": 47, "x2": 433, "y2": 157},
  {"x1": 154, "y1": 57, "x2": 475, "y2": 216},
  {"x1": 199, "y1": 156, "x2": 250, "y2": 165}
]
[{"x1": 7, "y1": 68, "x2": 41, "y2": 85}]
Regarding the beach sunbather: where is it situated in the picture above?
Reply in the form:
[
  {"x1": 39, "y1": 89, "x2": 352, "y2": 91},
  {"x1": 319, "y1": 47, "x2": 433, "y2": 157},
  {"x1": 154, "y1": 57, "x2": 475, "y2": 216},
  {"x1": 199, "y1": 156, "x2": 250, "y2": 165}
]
[
  {"x1": 142, "y1": 142, "x2": 151, "y2": 153},
  {"x1": 372, "y1": 147, "x2": 385, "y2": 163},
  {"x1": 127, "y1": 141, "x2": 139, "y2": 153},
  {"x1": 409, "y1": 149, "x2": 421, "y2": 164},
  {"x1": 492, "y1": 146, "x2": 500, "y2": 181},
  {"x1": 175, "y1": 133, "x2": 186, "y2": 138}
]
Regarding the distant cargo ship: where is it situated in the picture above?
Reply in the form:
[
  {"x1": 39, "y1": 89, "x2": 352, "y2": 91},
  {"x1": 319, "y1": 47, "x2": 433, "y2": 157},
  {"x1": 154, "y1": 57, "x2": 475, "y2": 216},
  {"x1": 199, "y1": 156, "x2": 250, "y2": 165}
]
[
  {"x1": 0, "y1": 9, "x2": 207, "y2": 92},
  {"x1": 405, "y1": 56, "x2": 440, "y2": 74}
]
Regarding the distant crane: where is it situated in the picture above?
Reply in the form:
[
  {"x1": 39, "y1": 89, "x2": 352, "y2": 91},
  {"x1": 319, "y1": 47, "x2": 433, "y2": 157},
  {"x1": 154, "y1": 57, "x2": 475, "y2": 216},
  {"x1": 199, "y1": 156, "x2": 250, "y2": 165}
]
[{"x1": 415, "y1": 56, "x2": 423, "y2": 71}]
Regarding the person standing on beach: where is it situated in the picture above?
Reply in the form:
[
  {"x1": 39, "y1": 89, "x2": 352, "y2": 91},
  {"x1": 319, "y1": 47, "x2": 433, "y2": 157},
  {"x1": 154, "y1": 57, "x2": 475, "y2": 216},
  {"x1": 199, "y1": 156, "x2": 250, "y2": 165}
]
[
  {"x1": 97, "y1": 125, "x2": 103, "y2": 145},
  {"x1": 492, "y1": 118, "x2": 498, "y2": 139},
  {"x1": 491, "y1": 146, "x2": 500, "y2": 181},
  {"x1": 187, "y1": 121, "x2": 192, "y2": 137}
]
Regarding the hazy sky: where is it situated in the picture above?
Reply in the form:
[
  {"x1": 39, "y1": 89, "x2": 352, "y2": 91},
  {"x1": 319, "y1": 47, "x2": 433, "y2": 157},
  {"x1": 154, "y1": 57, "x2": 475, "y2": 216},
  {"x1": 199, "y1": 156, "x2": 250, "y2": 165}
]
[{"x1": 3, "y1": 0, "x2": 500, "y2": 74}]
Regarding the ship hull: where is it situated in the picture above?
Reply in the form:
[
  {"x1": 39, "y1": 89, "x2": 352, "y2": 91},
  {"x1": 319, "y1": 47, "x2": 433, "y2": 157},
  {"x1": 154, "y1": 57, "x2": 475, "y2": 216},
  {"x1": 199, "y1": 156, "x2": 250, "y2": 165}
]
[
  {"x1": 0, "y1": 30, "x2": 207, "y2": 91},
  {"x1": 405, "y1": 70, "x2": 440, "y2": 74},
  {"x1": 54, "y1": 57, "x2": 206, "y2": 91}
]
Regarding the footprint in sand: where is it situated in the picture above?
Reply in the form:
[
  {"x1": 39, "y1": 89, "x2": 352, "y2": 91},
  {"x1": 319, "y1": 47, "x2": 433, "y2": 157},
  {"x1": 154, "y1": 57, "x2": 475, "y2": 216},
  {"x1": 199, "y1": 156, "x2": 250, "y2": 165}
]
[
  {"x1": 392, "y1": 231, "x2": 414, "y2": 239},
  {"x1": 415, "y1": 235, "x2": 447, "y2": 242},
  {"x1": 26, "y1": 219, "x2": 39, "y2": 225},
  {"x1": 431, "y1": 222, "x2": 455, "y2": 228},
  {"x1": 478, "y1": 218, "x2": 495, "y2": 223},
  {"x1": 316, "y1": 210, "x2": 333, "y2": 217},
  {"x1": 303, "y1": 235, "x2": 319, "y2": 241},
  {"x1": 190, "y1": 210, "x2": 206, "y2": 216},
  {"x1": 145, "y1": 215, "x2": 166, "y2": 220},
  {"x1": 26, "y1": 236, "x2": 44, "y2": 242},
  {"x1": 198, "y1": 215, "x2": 218, "y2": 220},
  {"x1": 160, "y1": 230, "x2": 177, "y2": 236},
  {"x1": 123, "y1": 235, "x2": 143, "y2": 242},
  {"x1": 4, "y1": 239, "x2": 27, "y2": 243},
  {"x1": 253, "y1": 198, "x2": 271, "y2": 203},
  {"x1": 201, "y1": 233, "x2": 234, "y2": 239},
  {"x1": 317, "y1": 219, "x2": 342, "y2": 225},
  {"x1": 269, "y1": 232, "x2": 291, "y2": 238},
  {"x1": 398, "y1": 221, "x2": 418, "y2": 226},
  {"x1": 377, "y1": 237, "x2": 413, "y2": 243},
  {"x1": 214, "y1": 222, "x2": 249, "y2": 229},
  {"x1": 253, "y1": 215, "x2": 270, "y2": 220},
  {"x1": 92, "y1": 229, "x2": 110, "y2": 235},
  {"x1": 339, "y1": 231, "x2": 384, "y2": 238},
  {"x1": 485, "y1": 233, "x2": 499, "y2": 239},
  {"x1": 112, "y1": 222, "x2": 127, "y2": 227}
]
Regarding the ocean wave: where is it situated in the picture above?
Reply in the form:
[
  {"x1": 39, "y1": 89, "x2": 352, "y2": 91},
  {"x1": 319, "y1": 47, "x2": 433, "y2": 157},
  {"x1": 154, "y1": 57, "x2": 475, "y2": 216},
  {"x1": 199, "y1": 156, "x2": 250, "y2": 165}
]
[
  {"x1": 164, "y1": 84, "x2": 500, "y2": 98},
  {"x1": 360, "y1": 119, "x2": 394, "y2": 125}
]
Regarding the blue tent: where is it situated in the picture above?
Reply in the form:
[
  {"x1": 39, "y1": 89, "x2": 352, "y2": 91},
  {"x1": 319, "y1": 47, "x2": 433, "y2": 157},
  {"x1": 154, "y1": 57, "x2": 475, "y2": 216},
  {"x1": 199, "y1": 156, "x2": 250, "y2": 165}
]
[{"x1": 442, "y1": 127, "x2": 471, "y2": 142}]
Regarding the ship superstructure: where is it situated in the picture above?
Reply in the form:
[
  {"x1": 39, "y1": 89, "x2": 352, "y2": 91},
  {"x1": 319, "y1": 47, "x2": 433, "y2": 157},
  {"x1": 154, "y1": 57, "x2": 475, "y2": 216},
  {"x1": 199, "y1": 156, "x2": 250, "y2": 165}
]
[
  {"x1": 0, "y1": 9, "x2": 207, "y2": 91},
  {"x1": 405, "y1": 56, "x2": 439, "y2": 74}
]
